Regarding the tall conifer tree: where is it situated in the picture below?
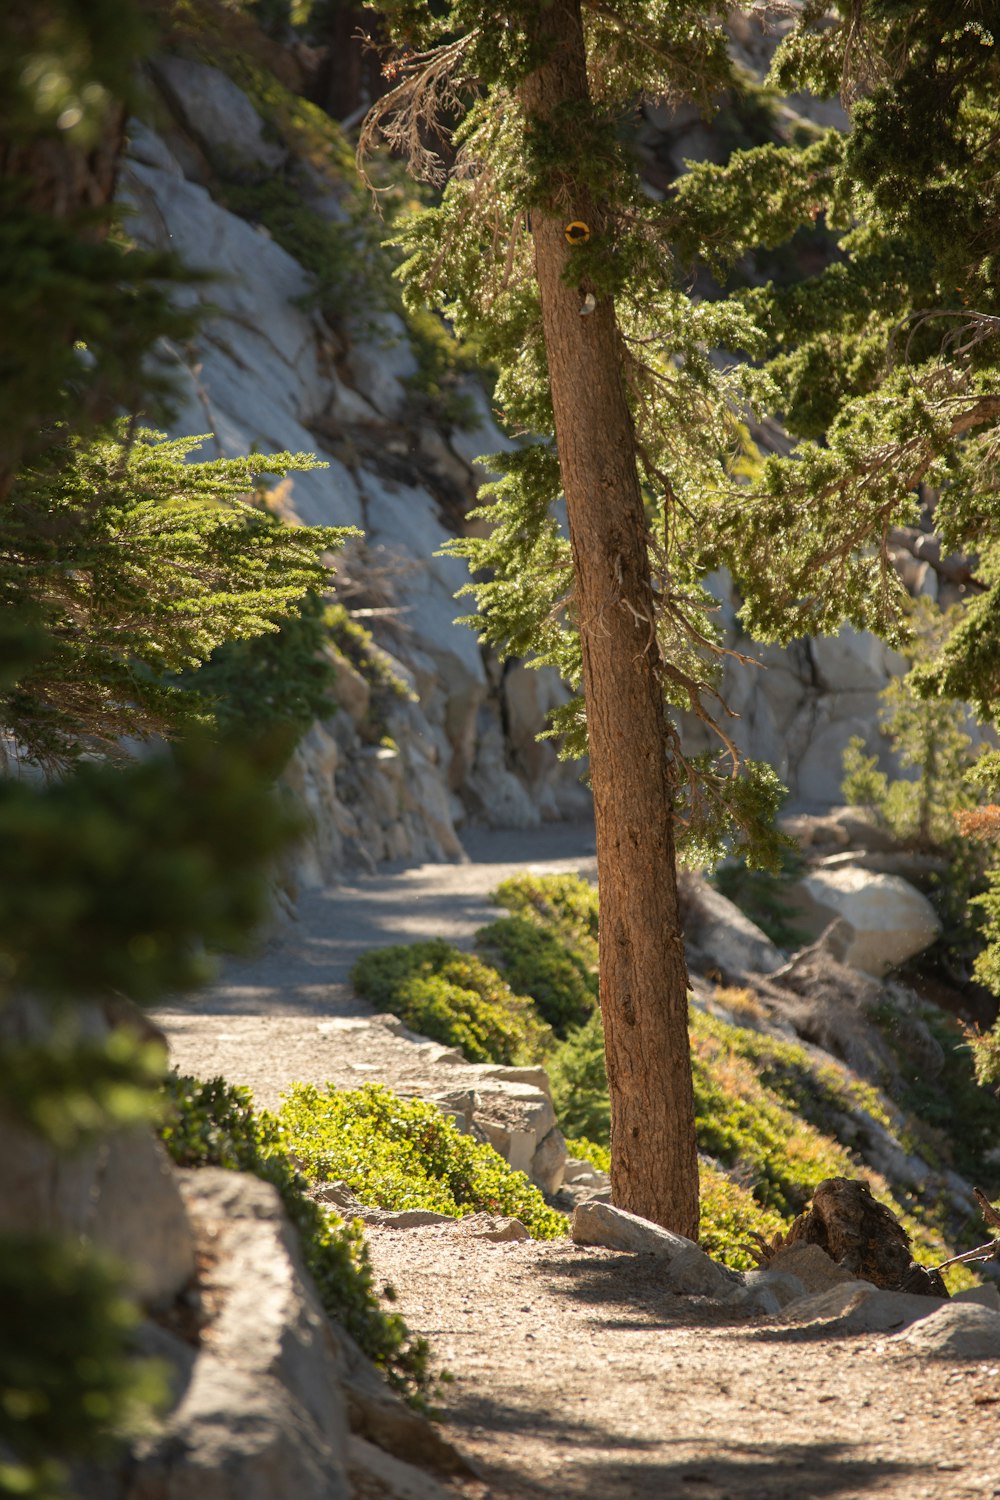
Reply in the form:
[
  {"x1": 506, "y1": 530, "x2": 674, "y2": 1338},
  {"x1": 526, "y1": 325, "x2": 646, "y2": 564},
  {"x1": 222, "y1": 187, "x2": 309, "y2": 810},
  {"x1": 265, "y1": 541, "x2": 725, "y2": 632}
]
[{"x1": 363, "y1": 0, "x2": 786, "y2": 1233}]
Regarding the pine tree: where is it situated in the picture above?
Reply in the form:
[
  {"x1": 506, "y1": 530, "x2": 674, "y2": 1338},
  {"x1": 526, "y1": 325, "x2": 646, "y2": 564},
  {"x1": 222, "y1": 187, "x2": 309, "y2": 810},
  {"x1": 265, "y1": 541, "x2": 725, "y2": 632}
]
[
  {"x1": 362, "y1": 0, "x2": 787, "y2": 1233},
  {"x1": 0, "y1": 6, "x2": 350, "y2": 1492},
  {"x1": 669, "y1": 3, "x2": 1000, "y2": 1068}
]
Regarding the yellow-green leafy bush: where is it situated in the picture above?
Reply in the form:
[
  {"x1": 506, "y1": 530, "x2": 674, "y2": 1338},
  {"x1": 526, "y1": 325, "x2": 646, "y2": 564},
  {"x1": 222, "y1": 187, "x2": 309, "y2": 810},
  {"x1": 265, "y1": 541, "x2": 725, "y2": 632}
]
[
  {"x1": 278, "y1": 1082, "x2": 566, "y2": 1240},
  {"x1": 493, "y1": 873, "x2": 599, "y2": 963},
  {"x1": 351, "y1": 940, "x2": 552, "y2": 1063},
  {"x1": 475, "y1": 914, "x2": 596, "y2": 1035},
  {"x1": 159, "y1": 1074, "x2": 433, "y2": 1398},
  {"x1": 698, "y1": 1161, "x2": 786, "y2": 1271}
]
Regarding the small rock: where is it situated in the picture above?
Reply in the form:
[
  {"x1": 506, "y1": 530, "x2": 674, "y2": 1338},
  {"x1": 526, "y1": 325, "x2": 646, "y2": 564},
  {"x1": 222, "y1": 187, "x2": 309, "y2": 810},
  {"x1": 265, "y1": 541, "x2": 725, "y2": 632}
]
[
  {"x1": 572, "y1": 1202, "x2": 737, "y2": 1298},
  {"x1": 739, "y1": 1269, "x2": 807, "y2": 1310},
  {"x1": 890, "y1": 1302, "x2": 1000, "y2": 1359},
  {"x1": 766, "y1": 1242, "x2": 859, "y2": 1293},
  {"x1": 452, "y1": 1213, "x2": 530, "y2": 1243},
  {"x1": 953, "y1": 1283, "x2": 1000, "y2": 1313},
  {"x1": 348, "y1": 1434, "x2": 455, "y2": 1500},
  {"x1": 783, "y1": 1281, "x2": 946, "y2": 1334},
  {"x1": 374, "y1": 1210, "x2": 457, "y2": 1230}
]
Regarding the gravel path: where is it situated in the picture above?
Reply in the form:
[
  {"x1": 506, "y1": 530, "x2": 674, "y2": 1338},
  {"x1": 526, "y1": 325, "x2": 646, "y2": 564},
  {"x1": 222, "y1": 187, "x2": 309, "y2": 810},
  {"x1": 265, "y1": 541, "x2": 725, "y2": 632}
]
[
  {"x1": 154, "y1": 821, "x2": 597, "y2": 1111},
  {"x1": 368, "y1": 1229, "x2": 1000, "y2": 1500},
  {"x1": 155, "y1": 820, "x2": 1000, "y2": 1500}
]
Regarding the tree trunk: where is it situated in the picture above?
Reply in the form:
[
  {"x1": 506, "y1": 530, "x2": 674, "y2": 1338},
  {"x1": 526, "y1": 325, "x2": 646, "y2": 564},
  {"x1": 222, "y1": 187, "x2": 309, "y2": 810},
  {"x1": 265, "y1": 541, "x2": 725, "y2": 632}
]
[{"x1": 520, "y1": 0, "x2": 699, "y2": 1236}]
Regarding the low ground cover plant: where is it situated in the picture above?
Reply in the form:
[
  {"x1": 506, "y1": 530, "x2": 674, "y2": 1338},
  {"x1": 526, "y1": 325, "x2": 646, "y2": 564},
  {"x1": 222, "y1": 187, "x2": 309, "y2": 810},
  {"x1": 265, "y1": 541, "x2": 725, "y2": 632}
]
[
  {"x1": 278, "y1": 1082, "x2": 566, "y2": 1240},
  {"x1": 351, "y1": 939, "x2": 552, "y2": 1063},
  {"x1": 159, "y1": 1073, "x2": 433, "y2": 1399},
  {"x1": 475, "y1": 914, "x2": 596, "y2": 1034},
  {"x1": 350, "y1": 875, "x2": 985, "y2": 1280}
]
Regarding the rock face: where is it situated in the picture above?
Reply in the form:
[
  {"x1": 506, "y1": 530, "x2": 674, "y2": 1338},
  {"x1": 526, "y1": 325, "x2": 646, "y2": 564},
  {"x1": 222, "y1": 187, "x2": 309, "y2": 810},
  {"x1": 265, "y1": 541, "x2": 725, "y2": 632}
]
[
  {"x1": 0, "y1": 999, "x2": 195, "y2": 1311},
  {"x1": 680, "y1": 874, "x2": 785, "y2": 975},
  {"x1": 115, "y1": 1169, "x2": 470, "y2": 1500},
  {"x1": 787, "y1": 866, "x2": 942, "y2": 977},
  {"x1": 118, "y1": 60, "x2": 589, "y2": 886},
  {"x1": 119, "y1": 44, "x2": 970, "y2": 886}
]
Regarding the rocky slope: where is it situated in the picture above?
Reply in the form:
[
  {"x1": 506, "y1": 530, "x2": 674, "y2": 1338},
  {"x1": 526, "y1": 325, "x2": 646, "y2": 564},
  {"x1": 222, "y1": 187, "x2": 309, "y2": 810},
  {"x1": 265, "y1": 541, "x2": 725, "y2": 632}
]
[{"x1": 117, "y1": 18, "x2": 968, "y2": 894}]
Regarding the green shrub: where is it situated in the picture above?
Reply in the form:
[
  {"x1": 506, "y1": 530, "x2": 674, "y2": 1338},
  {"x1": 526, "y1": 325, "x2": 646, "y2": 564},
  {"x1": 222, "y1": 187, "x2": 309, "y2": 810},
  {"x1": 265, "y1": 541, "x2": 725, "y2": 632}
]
[
  {"x1": 712, "y1": 846, "x2": 807, "y2": 948},
  {"x1": 493, "y1": 873, "x2": 599, "y2": 963},
  {"x1": 0, "y1": 1235, "x2": 166, "y2": 1499},
  {"x1": 184, "y1": 589, "x2": 336, "y2": 746},
  {"x1": 563, "y1": 1135, "x2": 610, "y2": 1173},
  {"x1": 547, "y1": 1012, "x2": 610, "y2": 1142},
  {"x1": 278, "y1": 1082, "x2": 566, "y2": 1240},
  {"x1": 159, "y1": 1074, "x2": 433, "y2": 1399},
  {"x1": 475, "y1": 914, "x2": 597, "y2": 1035},
  {"x1": 698, "y1": 1161, "x2": 786, "y2": 1271},
  {"x1": 351, "y1": 940, "x2": 553, "y2": 1064}
]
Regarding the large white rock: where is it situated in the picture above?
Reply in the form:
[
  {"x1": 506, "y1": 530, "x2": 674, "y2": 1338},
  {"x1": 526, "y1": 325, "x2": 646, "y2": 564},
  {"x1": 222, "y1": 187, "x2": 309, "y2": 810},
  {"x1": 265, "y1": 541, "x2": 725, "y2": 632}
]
[
  {"x1": 122, "y1": 162, "x2": 316, "y2": 376},
  {"x1": 150, "y1": 55, "x2": 286, "y2": 177},
  {"x1": 788, "y1": 865, "x2": 941, "y2": 977},
  {"x1": 344, "y1": 313, "x2": 419, "y2": 419},
  {"x1": 811, "y1": 625, "x2": 904, "y2": 694},
  {"x1": 571, "y1": 1202, "x2": 736, "y2": 1298}
]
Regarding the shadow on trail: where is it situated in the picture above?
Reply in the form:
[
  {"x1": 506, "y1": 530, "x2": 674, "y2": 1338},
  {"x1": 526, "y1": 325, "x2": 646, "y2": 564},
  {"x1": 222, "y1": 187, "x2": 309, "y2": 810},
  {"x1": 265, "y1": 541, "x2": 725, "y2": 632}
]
[
  {"x1": 536, "y1": 1250, "x2": 745, "y2": 1330},
  {"x1": 448, "y1": 1392, "x2": 918, "y2": 1500}
]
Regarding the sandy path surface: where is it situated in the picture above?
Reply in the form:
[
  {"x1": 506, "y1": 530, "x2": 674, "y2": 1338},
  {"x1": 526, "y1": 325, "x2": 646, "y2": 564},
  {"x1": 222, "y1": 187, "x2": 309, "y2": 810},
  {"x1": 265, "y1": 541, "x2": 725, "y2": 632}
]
[
  {"x1": 154, "y1": 822, "x2": 597, "y2": 1111},
  {"x1": 155, "y1": 820, "x2": 1000, "y2": 1499},
  {"x1": 368, "y1": 1230, "x2": 1000, "y2": 1500}
]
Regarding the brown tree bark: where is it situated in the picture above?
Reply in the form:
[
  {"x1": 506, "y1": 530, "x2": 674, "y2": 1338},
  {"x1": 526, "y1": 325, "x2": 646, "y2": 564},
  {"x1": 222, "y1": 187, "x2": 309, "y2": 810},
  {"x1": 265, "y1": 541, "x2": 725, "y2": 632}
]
[{"x1": 520, "y1": 0, "x2": 699, "y2": 1237}]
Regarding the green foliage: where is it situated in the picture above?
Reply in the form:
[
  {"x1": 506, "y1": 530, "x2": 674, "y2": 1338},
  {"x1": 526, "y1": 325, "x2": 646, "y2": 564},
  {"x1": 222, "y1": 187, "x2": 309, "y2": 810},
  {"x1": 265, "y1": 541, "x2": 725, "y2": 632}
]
[
  {"x1": 4, "y1": 424, "x2": 349, "y2": 767},
  {"x1": 872, "y1": 999, "x2": 1000, "y2": 1186},
  {"x1": 697, "y1": 1161, "x2": 785, "y2": 1273},
  {"x1": 0, "y1": 1028, "x2": 166, "y2": 1151},
  {"x1": 0, "y1": 735, "x2": 303, "y2": 1005},
  {"x1": 843, "y1": 604, "x2": 980, "y2": 848},
  {"x1": 369, "y1": 0, "x2": 795, "y2": 865},
  {"x1": 841, "y1": 600, "x2": 993, "y2": 975},
  {"x1": 547, "y1": 1012, "x2": 610, "y2": 1143},
  {"x1": 278, "y1": 1081, "x2": 566, "y2": 1240},
  {"x1": 184, "y1": 589, "x2": 336, "y2": 744},
  {"x1": 351, "y1": 940, "x2": 553, "y2": 1064},
  {"x1": 474, "y1": 915, "x2": 596, "y2": 1035},
  {"x1": 325, "y1": 604, "x2": 412, "y2": 700},
  {"x1": 563, "y1": 1135, "x2": 609, "y2": 1173},
  {"x1": 493, "y1": 873, "x2": 599, "y2": 961},
  {"x1": 159, "y1": 1074, "x2": 433, "y2": 1396},
  {"x1": 0, "y1": 1235, "x2": 166, "y2": 1500}
]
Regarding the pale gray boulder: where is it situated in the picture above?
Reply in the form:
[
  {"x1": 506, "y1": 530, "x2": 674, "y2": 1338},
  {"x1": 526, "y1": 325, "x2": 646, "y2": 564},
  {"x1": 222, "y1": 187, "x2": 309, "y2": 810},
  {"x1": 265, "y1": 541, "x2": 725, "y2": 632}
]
[
  {"x1": 571, "y1": 1202, "x2": 737, "y2": 1298},
  {"x1": 150, "y1": 56, "x2": 286, "y2": 178},
  {"x1": 783, "y1": 1281, "x2": 946, "y2": 1335},
  {"x1": 787, "y1": 865, "x2": 941, "y2": 977},
  {"x1": 890, "y1": 1302, "x2": 1000, "y2": 1359}
]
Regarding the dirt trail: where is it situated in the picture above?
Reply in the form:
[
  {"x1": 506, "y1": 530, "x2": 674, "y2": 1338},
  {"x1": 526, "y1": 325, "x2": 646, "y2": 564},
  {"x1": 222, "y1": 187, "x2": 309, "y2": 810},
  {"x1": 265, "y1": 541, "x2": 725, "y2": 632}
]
[
  {"x1": 155, "y1": 822, "x2": 1000, "y2": 1500},
  {"x1": 154, "y1": 822, "x2": 596, "y2": 1110},
  {"x1": 368, "y1": 1228, "x2": 1000, "y2": 1500}
]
